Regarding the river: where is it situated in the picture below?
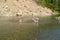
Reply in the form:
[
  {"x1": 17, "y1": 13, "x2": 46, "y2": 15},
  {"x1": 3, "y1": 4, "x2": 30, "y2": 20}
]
[{"x1": 0, "y1": 16, "x2": 60, "y2": 40}]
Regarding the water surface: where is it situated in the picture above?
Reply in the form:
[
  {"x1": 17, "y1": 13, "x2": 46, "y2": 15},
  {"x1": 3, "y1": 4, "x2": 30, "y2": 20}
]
[{"x1": 0, "y1": 16, "x2": 60, "y2": 40}]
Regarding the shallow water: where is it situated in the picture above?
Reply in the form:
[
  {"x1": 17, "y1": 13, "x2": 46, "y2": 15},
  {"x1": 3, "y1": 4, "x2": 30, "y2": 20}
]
[{"x1": 0, "y1": 16, "x2": 60, "y2": 40}]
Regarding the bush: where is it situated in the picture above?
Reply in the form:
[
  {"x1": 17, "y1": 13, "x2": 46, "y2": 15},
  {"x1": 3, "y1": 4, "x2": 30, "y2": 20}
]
[{"x1": 34, "y1": 0, "x2": 60, "y2": 12}]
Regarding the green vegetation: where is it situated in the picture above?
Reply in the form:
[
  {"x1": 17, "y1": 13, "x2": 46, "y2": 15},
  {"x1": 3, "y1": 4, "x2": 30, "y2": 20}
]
[{"x1": 34, "y1": 0, "x2": 60, "y2": 12}]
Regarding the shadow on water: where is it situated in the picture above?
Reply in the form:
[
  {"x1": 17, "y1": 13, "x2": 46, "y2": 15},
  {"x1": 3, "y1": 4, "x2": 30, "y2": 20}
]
[{"x1": 0, "y1": 16, "x2": 60, "y2": 40}]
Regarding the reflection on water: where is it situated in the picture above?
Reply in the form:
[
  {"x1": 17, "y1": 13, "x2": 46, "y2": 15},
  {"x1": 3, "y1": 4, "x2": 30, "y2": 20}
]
[{"x1": 0, "y1": 16, "x2": 60, "y2": 40}]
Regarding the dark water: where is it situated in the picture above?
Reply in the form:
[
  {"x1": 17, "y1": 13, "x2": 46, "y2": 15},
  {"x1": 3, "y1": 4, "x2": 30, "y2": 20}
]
[{"x1": 0, "y1": 16, "x2": 60, "y2": 40}]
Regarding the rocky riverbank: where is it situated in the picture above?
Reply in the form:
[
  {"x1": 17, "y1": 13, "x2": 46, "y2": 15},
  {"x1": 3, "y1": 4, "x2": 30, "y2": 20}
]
[{"x1": 0, "y1": 0, "x2": 53, "y2": 17}]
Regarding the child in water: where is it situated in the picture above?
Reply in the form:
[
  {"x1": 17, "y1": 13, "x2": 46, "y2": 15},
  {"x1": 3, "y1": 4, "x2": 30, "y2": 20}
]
[
  {"x1": 32, "y1": 16, "x2": 39, "y2": 24},
  {"x1": 16, "y1": 12, "x2": 23, "y2": 23}
]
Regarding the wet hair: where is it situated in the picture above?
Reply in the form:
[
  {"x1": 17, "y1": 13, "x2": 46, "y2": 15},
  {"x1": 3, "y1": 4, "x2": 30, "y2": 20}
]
[
  {"x1": 16, "y1": 14, "x2": 19, "y2": 16},
  {"x1": 16, "y1": 14, "x2": 22, "y2": 16}
]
